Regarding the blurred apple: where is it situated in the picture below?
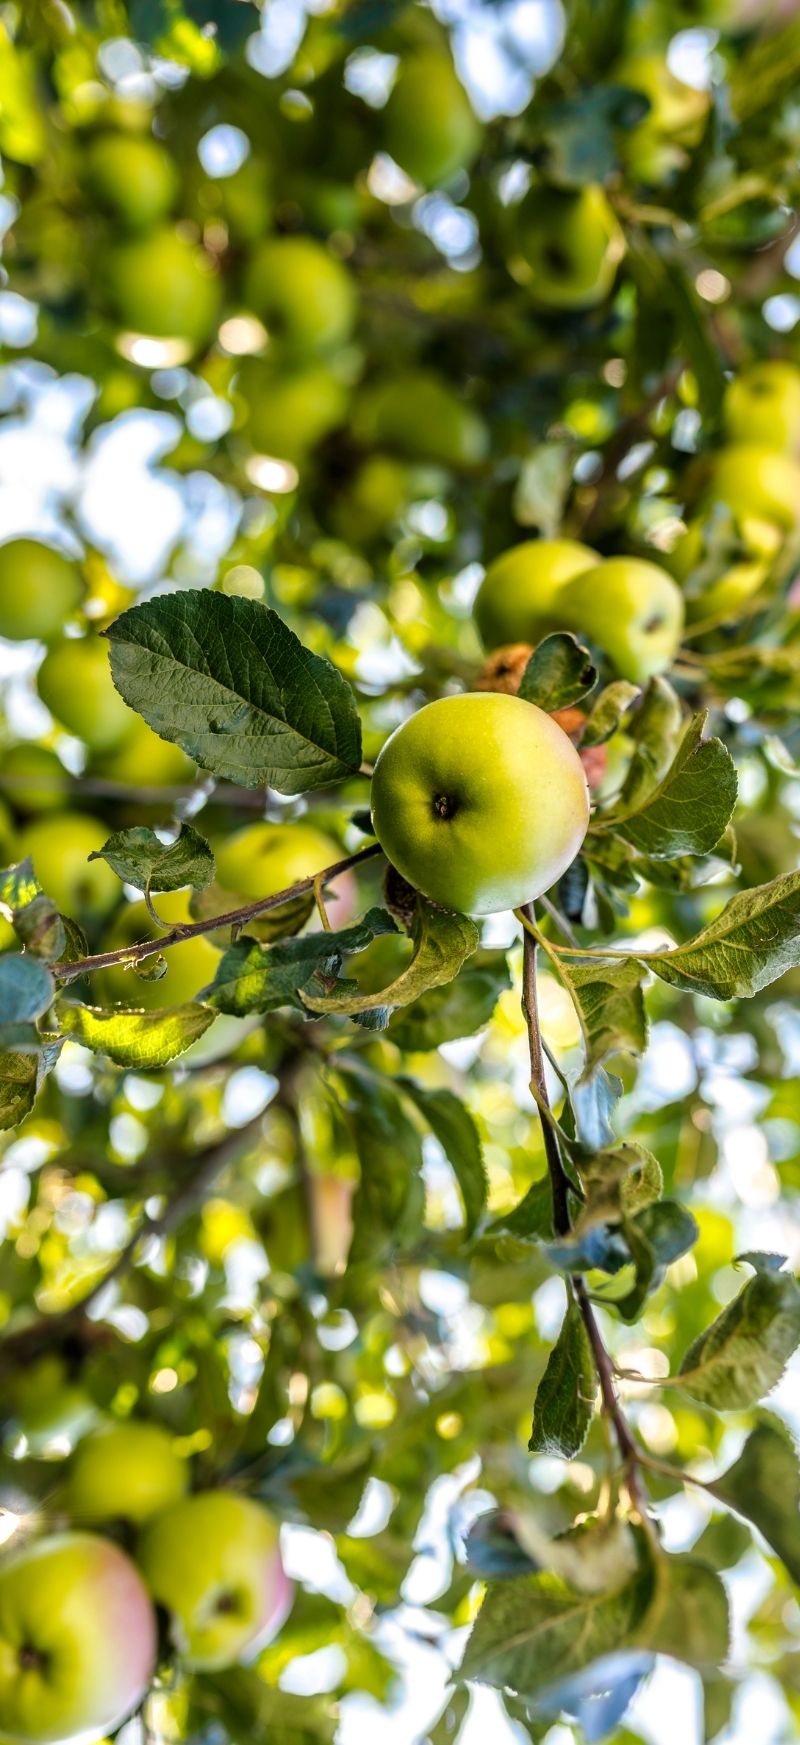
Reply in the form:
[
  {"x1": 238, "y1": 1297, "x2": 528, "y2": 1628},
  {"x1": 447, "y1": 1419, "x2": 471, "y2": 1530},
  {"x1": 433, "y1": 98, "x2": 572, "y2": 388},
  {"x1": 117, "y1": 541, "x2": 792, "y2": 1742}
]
[
  {"x1": 104, "y1": 225, "x2": 221, "y2": 348},
  {"x1": 557, "y1": 557, "x2": 685, "y2": 682},
  {"x1": 239, "y1": 357, "x2": 350, "y2": 462},
  {"x1": 89, "y1": 715, "x2": 196, "y2": 791},
  {"x1": 617, "y1": 52, "x2": 710, "y2": 182},
  {"x1": 243, "y1": 235, "x2": 357, "y2": 356},
  {"x1": 701, "y1": 443, "x2": 800, "y2": 533},
  {"x1": 83, "y1": 130, "x2": 179, "y2": 231},
  {"x1": 17, "y1": 811, "x2": 120, "y2": 923},
  {"x1": 723, "y1": 360, "x2": 800, "y2": 453},
  {"x1": 0, "y1": 541, "x2": 83, "y2": 644},
  {"x1": 4, "y1": 1357, "x2": 99, "y2": 1459},
  {"x1": 37, "y1": 635, "x2": 133, "y2": 752},
  {"x1": 474, "y1": 538, "x2": 599, "y2": 649},
  {"x1": 512, "y1": 185, "x2": 625, "y2": 311},
  {"x1": 98, "y1": 888, "x2": 220, "y2": 1008},
  {"x1": 214, "y1": 819, "x2": 356, "y2": 935},
  {"x1": 383, "y1": 49, "x2": 481, "y2": 188},
  {"x1": 0, "y1": 1531, "x2": 156, "y2": 1745},
  {"x1": 63, "y1": 1420, "x2": 188, "y2": 1526},
  {"x1": 354, "y1": 371, "x2": 488, "y2": 467},
  {"x1": 0, "y1": 745, "x2": 71, "y2": 815},
  {"x1": 138, "y1": 1490, "x2": 292, "y2": 1671}
]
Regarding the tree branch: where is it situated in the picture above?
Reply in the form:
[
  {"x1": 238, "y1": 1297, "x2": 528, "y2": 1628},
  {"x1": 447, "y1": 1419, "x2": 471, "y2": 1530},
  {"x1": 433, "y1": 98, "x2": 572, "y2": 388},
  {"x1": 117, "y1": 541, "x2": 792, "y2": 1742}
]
[
  {"x1": 520, "y1": 902, "x2": 650, "y2": 1519},
  {"x1": 0, "y1": 1110, "x2": 267, "y2": 1368},
  {"x1": 52, "y1": 842, "x2": 383, "y2": 983}
]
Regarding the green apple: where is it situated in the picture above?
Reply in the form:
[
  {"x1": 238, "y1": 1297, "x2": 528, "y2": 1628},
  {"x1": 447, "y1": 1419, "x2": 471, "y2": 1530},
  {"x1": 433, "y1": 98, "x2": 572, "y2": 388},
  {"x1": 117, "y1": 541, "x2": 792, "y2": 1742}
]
[
  {"x1": 0, "y1": 746, "x2": 71, "y2": 816},
  {"x1": 724, "y1": 362, "x2": 800, "y2": 454},
  {"x1": 17, "y1": 812, "x2": 120, "y2": 923},
  {"x1": 474, "y1": 538, "x2": 599, "y2": 649},
  {"x1": 354, "y1": 372, "x2": 488, "y2": 468},
  {"x1": 63, "y1": 1421, "x2": 188, "y2": 1526},
  {"x1": 556, "y1": 557, "x2": 685, "y2": 683},
  {"x1": 214, "y1": 819, "x2": 355, "y2": 934},
  {"x1": 104, "y1": 226, "x2": 221, "y2": 347},
  {"x1": 243, "y1": 235, "x2": 357, "y2": 356},
  {"x1": 512, "y1": 185, "x2": 625, "y2": 312},
  {"x1": 137, "y1": 1491, "x2": 292, "y2": 1671},
  {"x1": 239, "y1": 357, "x2": 350, "y2": 462},
  {"x1": 83, "y1": 131, "x2": 179, "y2": 232},
  {"x1": 383, "y1": 50, "x2": 481, "y2": 188},
  {"x1": 37, "y1": 635, "x2": 133, "y2": 752},
  {"x1": 4, "y1": 1357, "x2": 99, "y2": 1459},
  {"x1": 670, "y1": 513, "x2": 773, "y2": 623},
  {"x1": 702, "y1": 444, "x2": 800, "y2": 534},
  {"x1": 370, "y1": 692, "x2": 590, "y2": 915},
  {"x1": 98, "y1": 888, "x2": 220, "y2": 1009},
  {"x1": 616, "y1": 53, "x2": 709, "y2": 182},
  {"x1": 332, "y1": 455, "x2": 410, "y2": 543},
  {"x1": 0, "y1": 1531, "x2": 156, "y2": 1745},
  {"x1": 0, "y1": 542, "x2": 83, "y2": 644}
]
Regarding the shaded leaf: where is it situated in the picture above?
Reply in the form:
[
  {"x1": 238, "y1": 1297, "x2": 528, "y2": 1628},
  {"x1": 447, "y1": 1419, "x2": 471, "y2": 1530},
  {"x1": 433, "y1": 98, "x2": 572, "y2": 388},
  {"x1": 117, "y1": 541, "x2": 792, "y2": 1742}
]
[
  {"x1": 556, "y1": 956, "x2": 647, "y2": 1075},
  {"x1": 89, "y1": 823, "x2": 214, "y2": 895},
  {"x1": 678, "y1": 1266, "x2": 800, "y2": 1408},
  {"x1": 106, "y1": 591, "x2": 362, "y2": 793},
  {"x1": 460, "y1": 1563, "x2": 651, "y2": 1695},
  {"x1": 400, "y1": 1082, "x2": 487, "y2": 1236},
  {"x1": 518, "y1": 634, "x2": 597, "y2": 713},
  {"x1": 12, "y1": 895, "x2": 65, "y2": 963},
  {"x1": 512, "y1": 443, "x2": 573, "y2": 535},
  {"x1": 488, "y1": 1175, "x2": 554, "y2": 1243},
  {"x1": 529, "y1": 1296, "x2": 596, "y2": 1458},
  {"x1": 0, "y1": 954, "x2": 54, "y2": 1023},
  {"x1": 207, "y1": 909, "x2": 397, "y2": 1017},
  {"x1": 302, "y1": 900, "x2": 479, "y2": 1019},
  {"x1": 709, "y1": 1417, "x2": 800, "y2": 1586},
  {"x1": 641, "y1": 870, "x2": 800, "y2": 1000},
  {"x1": 0, "y1": 1051, "x2": 39, "y2": 1131},
  {"x1": 609, "y1": 714, "x2": 738, "y2": 859},
  {"x1": 387, "y1": 949, "x2": 511, "y2": 1050},
  {"x1": 582, "y1": 681, "x2": 640, "y2": 747},
  {"x1": 58, "y1": 1001, "x2": 216, "y2": 1069},
  {"x1": 340, "y1": 1069, "x2": 425, "y2": 1263}
]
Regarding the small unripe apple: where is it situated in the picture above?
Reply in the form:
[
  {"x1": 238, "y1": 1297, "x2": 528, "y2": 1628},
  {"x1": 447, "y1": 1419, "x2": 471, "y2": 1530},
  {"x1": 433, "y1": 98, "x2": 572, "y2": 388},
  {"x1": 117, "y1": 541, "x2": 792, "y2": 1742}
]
[
  {"x1": 0, "y1": 1531, "x2": 156, "y2": 1745},
  {"x1": 37, "y1": 635, "x2": 133, "y2": 752},
  {"x1": 474, "y1": 539, "x2": 599, "y2": 650},
  {"x1": 354, "y1": 372, "x2": 488, "y2": 468},
  {"x1": 18, "y1": 811, "x2": 120, "y2": 923},
  {"x1": 104, "y1": 226, "x2": 221, "y2": 348},
  {"x1": 512, "y1": 185, "x2": 625, "y2": 312},
  {"x1": 370, "y1": 692, "x2": 590, "y2": 915},
  {"x1": 83, "y1": 131, "x2": 179, "y2": 232},
  {"x1": 556, "y1": 557, "x2": 685, "y2": 682},
  {"x1": 99, "y1": 888, "x2": 220, "y2": 1009},
  {"x1": 616, "y1": 53, "x2": 709, "y2": 182},
  {"x1": 724, "y1": 361, "x2": 800, "y2": 454},
  {"x1": 137, "y1": 1490, "x2": 292, "y2": 1671},
  {"x1": 243, "y1": 235, "x2": 357, "y2": 356},
  {"x1": 0, "y1": 745, "x2": 71, "y2": 815},
  {"x1": 702, "y1": 443, "x2": 800, "y2": 533},
  {"x1": 214, "y1": 819, "x2": 355, "y2": 933},
  {"x1": 63, "y1": 1421, "x2": 188, "y2": 1526},
  {"x1": 0, "y1": 541, "x2": 83, "y2": 644},
  {"x1": 239, "y1": 357, "x2": 350, "y2": 462},
  {"x1": 89, "y1": 714, "x2": 196, "y2": 791},
  {"x1": 383, "y1": 50, "x2": 481, "y2": 188},
  {"x1": 670, "y1": 515, "x2": 772, "y2": 623}
]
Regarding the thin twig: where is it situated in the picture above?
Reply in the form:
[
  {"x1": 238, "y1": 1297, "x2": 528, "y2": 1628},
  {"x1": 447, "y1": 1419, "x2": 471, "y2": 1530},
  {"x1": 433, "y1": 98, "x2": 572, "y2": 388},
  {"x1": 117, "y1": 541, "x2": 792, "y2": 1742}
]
[
  {"x1": 52, "y1": 843, "x2": 383, "y2": 982},
  {"x1": 520, "y1": 901, "x2": 652, "y2": 1523}
]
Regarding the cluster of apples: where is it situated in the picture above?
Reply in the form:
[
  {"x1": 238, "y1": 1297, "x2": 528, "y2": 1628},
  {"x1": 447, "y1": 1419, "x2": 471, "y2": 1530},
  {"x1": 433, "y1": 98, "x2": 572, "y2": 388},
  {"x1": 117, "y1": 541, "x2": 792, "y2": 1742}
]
[
  {"x1": 669, "y1": 360, "x2": 800, "y2": 623},
  {"x1": 0, "y1": 1421, "x2": 291, "y2": 1745}
]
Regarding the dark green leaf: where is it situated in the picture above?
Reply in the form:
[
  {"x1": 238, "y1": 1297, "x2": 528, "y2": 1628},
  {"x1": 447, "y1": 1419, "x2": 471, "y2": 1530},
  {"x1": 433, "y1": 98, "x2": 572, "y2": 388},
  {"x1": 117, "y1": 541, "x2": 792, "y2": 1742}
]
[
  {"x1": 302, "y1": 900, "x2": 479, "y2": 1019},
  {"x1": 105, "y1": 591, "x2": 362, "y2": 793},
  {"x1": 340, "y1": 1069, "x2": 425, "y2": 1263},
  {"x1": 460, "y1": 1564, "x2": 651, "y2": 1695},
  {"x1": 12, "y1": 895, "x2": 65, "y2": 963},
  {"x1": 642, "y1": 869, "x2": 800, "y2": 1000},
  {"x1": 89, "y1": 823, "x2": 214, "y2": 895},
  {"x1": 58, "y1": 1001, "x2": 216, "y2": 1069},
  {"x1": 518, "y1": 633, "x2": 597, "y2": 713},
  {"x1": 0, "y1": 954, "x2": 54, "y2": 1023},
  {"x1": 387, "y1": 949, "x2": 511, "y2": 1050},
  {"x1": 678, "y1": 1267, "x2": 800, "y2": 1408},
  {"x1": 556, "y1": 956, "x2": 648, "y2": 1075},
  {"x1": 582, "y1": 681, "x2": 640, "y2": 747},
  {"x1": 207, "y1": 909, "x2": 397, "y2": 1017},
  {"x1": 609, "y1": 714, "x2": 738, "y2": 859},
  {"x1": 529, "y1": 1296, "x2": 596, "y2": 1458},
  {"x1": 400, "y1": 1083, "x2": 487, "y2": 1236},
  {"x1": 709, "y1": 1418, "x2": 800, "y2": 1586}
]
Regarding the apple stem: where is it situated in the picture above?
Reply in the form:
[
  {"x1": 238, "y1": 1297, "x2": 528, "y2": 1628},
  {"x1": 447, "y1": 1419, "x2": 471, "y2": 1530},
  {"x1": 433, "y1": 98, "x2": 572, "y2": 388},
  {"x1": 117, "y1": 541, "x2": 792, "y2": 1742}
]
[
  {"x1": 520, "y1": 902, "x2": 652, "y2": 1526},
  {"x1": 52, "y1": 843, "x2": 384, "y2": 983}
]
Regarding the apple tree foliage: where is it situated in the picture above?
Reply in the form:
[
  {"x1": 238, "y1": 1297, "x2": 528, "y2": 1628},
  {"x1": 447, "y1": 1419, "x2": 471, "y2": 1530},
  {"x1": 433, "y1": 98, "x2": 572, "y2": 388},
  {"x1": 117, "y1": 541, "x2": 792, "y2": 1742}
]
[{"x1": 3, "y1": 1, "x2": 800, "y2": 1741}]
